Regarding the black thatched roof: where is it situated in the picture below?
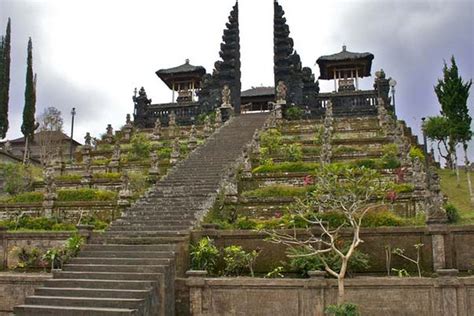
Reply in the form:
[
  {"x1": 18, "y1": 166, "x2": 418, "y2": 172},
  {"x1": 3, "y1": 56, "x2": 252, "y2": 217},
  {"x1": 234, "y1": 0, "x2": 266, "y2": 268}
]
[
  {"x1": 241, "y1": 86, "x2": 275, "y2": 98},
  {"x1": 156, "y1": 59, "x2": 206, "y2": 89},
  {"x1": 316, "y1": 46, "x2": 374, "y2": 80}
]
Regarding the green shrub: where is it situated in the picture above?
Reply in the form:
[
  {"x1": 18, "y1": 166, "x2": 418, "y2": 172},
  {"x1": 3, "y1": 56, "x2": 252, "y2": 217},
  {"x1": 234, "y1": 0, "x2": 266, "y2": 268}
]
[
  {"x1": 325, "y1": 303, "x2": 360, "y2": 316},
  {"x1": 242, "y1": 185, "x2": 308, "y2": 198},
  {"x1": 42, "y1": 234, "x2": 85, "y2": 270},
  {"x1": 57, "y1": 189, "x2": 117, "y2": 202},
  {"x1": 333, "y1": 146, "x2": 359, "y2": 155},
  {"x1": 391, "y1": 183, "x2": 415, "y2": 193},
  {"x1": 260, "y1": 129, "x2": 282, "y2": 154},
  {"x1": 0, "y1": 163, "x2": 34, "y2": 195},
  {"x1": 157, "y1": 147, "x2": 172, "y2": 159},
  {"x1": 353, "y1": 159, "x2": 377, "y2": 169},
  {"x1": 380, "y1": 144, "x2": 401, "y2": 169},
  {"x1": 282, "y1": 143, "x2": 303, "y2": 162},
  {"x1": 235, "y1": 217, "x2": 257, "y2": 230},
  {"x1": 0, "y1": 216, "x2": 75, "y2": 231},
  {"x1": 314, "y1": 211, "x2": 348, "y2": 228},
  {"x1": 190, "y1": 237, "x2": 220, "y2": 273},
  {"x1": 91, "y1": 159, "x2": 110, "y2": 166},
  {"x1": 445, "y1": 204, "x2": 460, "y2": 223},
  {"x1": 55, "y1": 174, "x2": 82, "y2": 182},
  {"x1": 288, "y1": 245, "x2": 370, "y2": 277},
  {"x1": 409, "y1": 146, "x2": 425, "y2": 161},
  {"x1": 92, "y1": 172, "x2": 121, "y2": 180},
  {"x1": 223, "y1": 245, "x2": 259, "y2": 276},
  {"x1": 302, "y1": 146, "x2": 321, "y2": 155},
  {"x1": 79, "y1": 215, "x2": 109, "y2": 230},
  {"x1": 253, "y1": 162, "x2": 319, "y2": 174},
  {"x1": 6, "y1": 191, "x2": 43, "y2": 203},
  {"x1": 361, "y1": 210, "x2": 405, "y2": 227},
  {"x1": 130, "y1": 133, "x2": 151, "y2": 159},
  {"x1": 285, "y1": 107, "x2": 304, "y2": 120},
  {"x1": 15, "y1": 247, "x2": 43, "y2": 270}
]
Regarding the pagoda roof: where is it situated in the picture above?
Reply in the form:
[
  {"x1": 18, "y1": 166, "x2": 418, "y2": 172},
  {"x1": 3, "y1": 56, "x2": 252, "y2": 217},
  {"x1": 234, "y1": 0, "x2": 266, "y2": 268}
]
[
  {"x1": 241, "y1": 86, "x2": 275, "y2": 98},
  {"x1": 316, "y1": 46, "x2": 374, "y2": 80},
  {"x1": 156, "y1": 59, "x2": 206, "y2": 89}
]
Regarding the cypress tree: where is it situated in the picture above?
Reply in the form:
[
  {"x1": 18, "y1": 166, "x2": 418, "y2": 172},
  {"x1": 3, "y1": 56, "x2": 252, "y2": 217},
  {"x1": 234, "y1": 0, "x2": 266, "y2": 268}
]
[
  {"x1": 21, "y1": 38, "x2": 37, "y2": 143},
  {"x1": 0, "y1": 18, "x2": 11, "y2": 139}
]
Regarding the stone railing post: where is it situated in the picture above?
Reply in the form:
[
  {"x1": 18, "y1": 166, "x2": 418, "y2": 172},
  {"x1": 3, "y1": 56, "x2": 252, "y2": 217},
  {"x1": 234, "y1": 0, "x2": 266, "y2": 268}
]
[
  {"x1": 0, "y1": 227, "x2": 7, "y2": 270},
  {"x1": 186, "y1": 270, "x2": 207, "y2": 316},
  {"x1": 435, "y1": 269, "x2": 461, "y2": 315},
  {"x1": 76, "y1": 225, "x2": 94, "y2": 243},
  {"x1": 427, "y1": 223, "x2": 448, "y2": 271}
]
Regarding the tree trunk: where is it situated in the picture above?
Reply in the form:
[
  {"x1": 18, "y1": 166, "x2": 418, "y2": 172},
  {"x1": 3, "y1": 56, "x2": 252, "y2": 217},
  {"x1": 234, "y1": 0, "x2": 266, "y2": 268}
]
[
  {"x1": 337, "y1": 276, "x2": 345, "y2": 306},
  {"x1": 336, "y1": 258, "x2": 348, "y2": 305},
  {"x1": 463, "y1": 143, "x2": 474, "y2": 206},
  {"x1": 22, "y1": 137, "x2": 29, "y2": 164},
  {"x1": 454, "y1": 149, "x2": 460, "y2": 187}
]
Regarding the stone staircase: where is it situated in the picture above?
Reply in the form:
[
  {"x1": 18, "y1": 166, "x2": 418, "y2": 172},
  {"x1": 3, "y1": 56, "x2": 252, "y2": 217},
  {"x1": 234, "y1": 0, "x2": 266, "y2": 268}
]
[{"x1": 14, "y1": 113, "x2": 269, "y2": 316}]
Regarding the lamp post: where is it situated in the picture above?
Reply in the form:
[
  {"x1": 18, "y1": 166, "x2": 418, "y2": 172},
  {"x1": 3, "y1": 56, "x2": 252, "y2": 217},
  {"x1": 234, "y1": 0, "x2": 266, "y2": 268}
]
[
  {"x1": 389, "y1": 78, "x2": 397, "y2": 117},
  {"x1": 421, "y1": 117, "x2": 431, "y2": 188},
  {"x1": 69, "y1": 107, "x2": 76, "y2": 162}
]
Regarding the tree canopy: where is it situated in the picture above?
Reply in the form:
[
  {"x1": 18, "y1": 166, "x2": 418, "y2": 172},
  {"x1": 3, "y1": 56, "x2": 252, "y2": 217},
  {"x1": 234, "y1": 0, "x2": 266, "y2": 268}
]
[
  {"x1": 21, "y1": 37, "x2": 38, "y2": 141},
  {"x1": 0, "y1": 18, "x2": 11, "y2": 139}
]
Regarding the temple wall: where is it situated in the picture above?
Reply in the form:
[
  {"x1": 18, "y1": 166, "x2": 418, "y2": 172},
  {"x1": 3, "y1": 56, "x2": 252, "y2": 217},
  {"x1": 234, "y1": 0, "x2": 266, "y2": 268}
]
[{"x1": 186, "y1": 276, "x2": 474, "y2": 316}]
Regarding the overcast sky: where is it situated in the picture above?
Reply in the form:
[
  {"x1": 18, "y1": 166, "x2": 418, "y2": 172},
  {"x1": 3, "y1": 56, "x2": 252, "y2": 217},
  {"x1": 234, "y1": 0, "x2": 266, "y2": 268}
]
[{"x1": 1, "y1": 0, "x2": 473, "y2": 160}]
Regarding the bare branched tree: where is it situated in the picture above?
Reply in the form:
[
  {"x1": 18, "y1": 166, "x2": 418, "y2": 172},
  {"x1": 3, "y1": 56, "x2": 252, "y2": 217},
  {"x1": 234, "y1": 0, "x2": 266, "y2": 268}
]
[
  {"x1": 267, "y1": 166, "x2": 389, "y2": 305},
  {"x1": 38, "y1": 106, "x2": 64, "y2": 165}
]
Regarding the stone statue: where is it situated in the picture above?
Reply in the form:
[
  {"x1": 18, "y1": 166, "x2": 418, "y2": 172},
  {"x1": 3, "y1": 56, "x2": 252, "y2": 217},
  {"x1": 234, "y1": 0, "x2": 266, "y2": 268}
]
[
  {"x1": 104, "y1": 124, "x2": 114, "y2": 144},
  {"x1": 276, "y1": 81, "x2": 287, "y2": 102},
  {"x1": 426, "y1": 170, "x2": 447, "y2": 223},
  {"x1": 170, "y1": 138, "x2": 180, "y2": 165},
  {"x1": 112, "y1": 142, "x2": 121, "y2": 161},
  {"x1": 188, "y1": 125, "x2": 198, "y2": 150},
  {"x1": 106, "y1": 124, "x2": 113, "y2": 136},
  {"x1": 125, "y1": 114, "x2": 132, "y2": 126},
  {"x1": 203, "y1": 116, "x2": 213, "y2": 137},
  {"x1": 152, "y1": 118, "x2": 162, "y2": 141},
  {"x1": 222, "y1": 85, "x2": 231, "y2": 106},
  {"x1": 84, "y1": 132, "x2": 92, "y2": 147},
  {"x1": 42, "y1": 163, "x2": 57, "y2": 217},
  {"x1": 215, "y1": 110, "x2": 223, "y2": 128},
  {"x1": 169, "y1": 111, "x2": 177, "y2": 127}
]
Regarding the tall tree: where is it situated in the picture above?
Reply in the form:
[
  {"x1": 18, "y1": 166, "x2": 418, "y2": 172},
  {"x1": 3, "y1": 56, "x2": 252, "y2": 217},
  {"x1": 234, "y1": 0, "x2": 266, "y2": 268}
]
[
  {"x1": 424, "y1": 116, "x2": 452, "y2": 167},
  {"x1": 434, "y1": 56, "x2": 473, "y2": 198},
  {"x1": 21, "y1": 38, "x2": 38, "y2": 163},
  {"x1": 0, "y1": 18, "x2": 11, "y2": 139}
]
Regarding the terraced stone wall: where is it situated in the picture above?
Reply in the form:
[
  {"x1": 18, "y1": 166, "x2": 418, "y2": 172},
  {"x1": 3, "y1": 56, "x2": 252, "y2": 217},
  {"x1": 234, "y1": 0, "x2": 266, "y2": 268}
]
[{"x1": 191, "y1": 225, "x2": 474, "y2": 273}]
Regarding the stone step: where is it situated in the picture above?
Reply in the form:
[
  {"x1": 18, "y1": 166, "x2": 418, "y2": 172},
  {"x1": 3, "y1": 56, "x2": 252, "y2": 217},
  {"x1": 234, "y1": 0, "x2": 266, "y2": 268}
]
[
  {"x1": 82, "y1": 244, "x2": 175, "y2": 252},
  {"x1": 70, "y1": 257, "x2": 172, "y2": 266},
  {"x1": 107, "y1": 225, "x2": 192, "y2": 232},
  {"x1": 102, "y1": 230, "x2": 189, "y2": 237},
  {"x1": 79, "y1": 251, "x2": 174, "y2": 259},
  {"x1": 53, "y1": 271, "x2": 163, "y2": 281},
  {"x1": 91, "y1": 236, "x2": 187, "y2": 245},
  {"x1": 14, "y1": 305, "x2": 138, "y2": 316},
  {"x1": 112, "y1": 219, "x2": 192, "y2": 226},
  {"x1": 43, "y1": 279, "x2": 156, "y2": 290},
  {"x1": 25, "y1": 296, "x2": 145, "y2": 310},
  {"x1": 35, "y1": 287, "x2": 150, "y2": 299},
  {"x1": 63, "y1": 264, "x2": 168, "y2": 274}
]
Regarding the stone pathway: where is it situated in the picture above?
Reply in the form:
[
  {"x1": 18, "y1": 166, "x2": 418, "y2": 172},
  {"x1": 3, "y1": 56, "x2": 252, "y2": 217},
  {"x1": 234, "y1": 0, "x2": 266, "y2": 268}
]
[{"x1": 14, "y1": 112, "x2": 268, "y2": 316}]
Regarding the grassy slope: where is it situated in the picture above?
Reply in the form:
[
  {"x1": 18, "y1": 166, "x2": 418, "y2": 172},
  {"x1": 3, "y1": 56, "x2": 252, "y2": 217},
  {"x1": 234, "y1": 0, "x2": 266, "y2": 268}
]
[{"x1": 438, "y1": 168, "x2": 474, "y2": 224}]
